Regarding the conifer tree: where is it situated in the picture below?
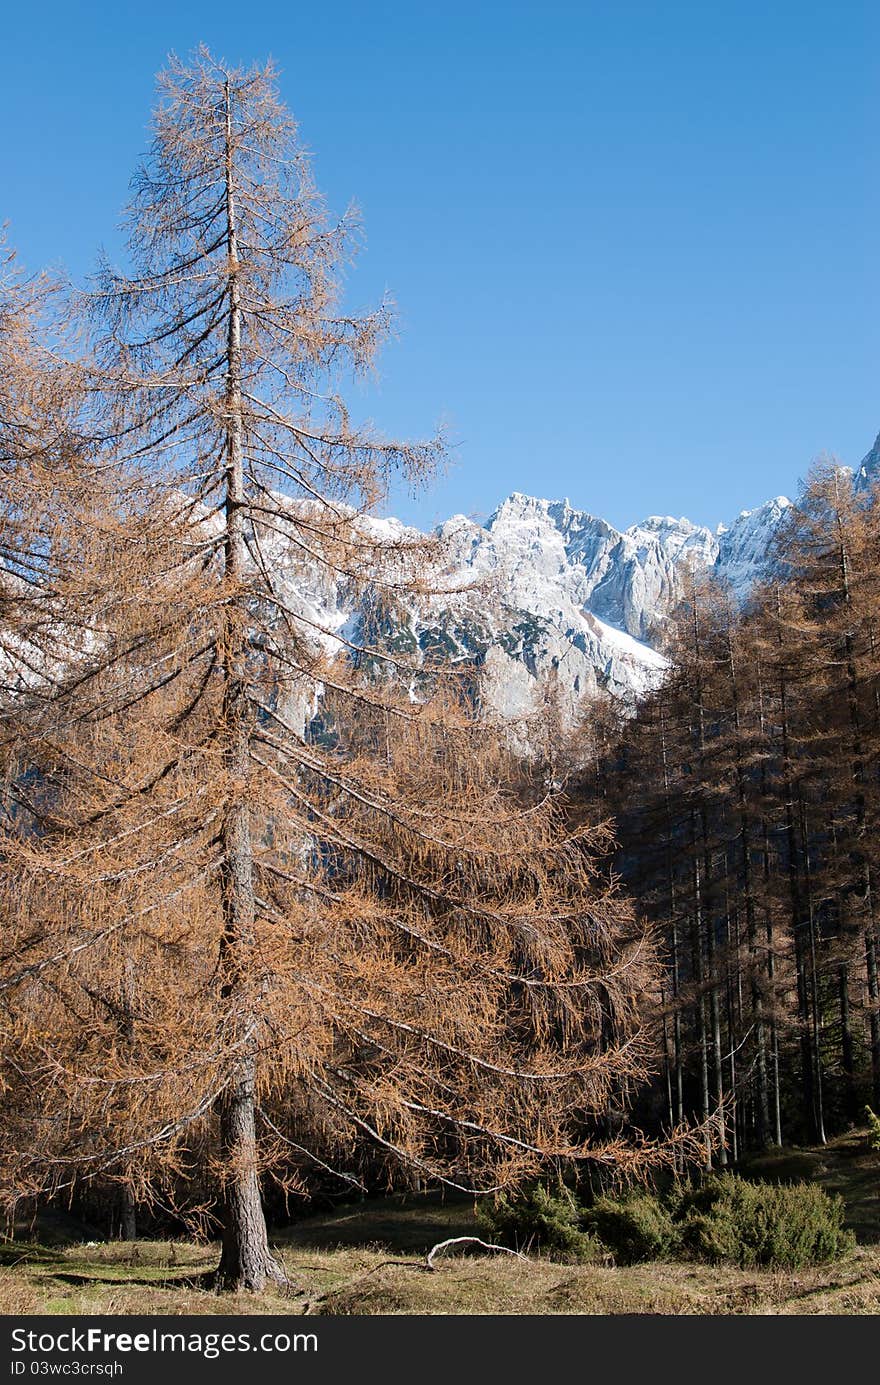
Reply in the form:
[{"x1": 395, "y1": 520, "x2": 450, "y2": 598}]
[
  {"x1": 0, "y1": 53, "x2": 668, "y2": 1291},
  {"x1": 583, "y1": 466, "x2": 880, "y2": 1156}
]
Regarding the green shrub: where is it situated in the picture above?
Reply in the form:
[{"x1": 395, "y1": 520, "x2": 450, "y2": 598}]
[
  {"x1": 480, "y1": 1171, "x2": 854, "y2": 1271},
  {"x1": 866, "y1": 1106, "x2": 880, "y2": 1152},
  {"x1": 675, "y1": 1174, "x2": 853, "y2": 1269},
  {"x1": 476, "y1": 1184, "x2": 601, "y2": 1263},
  {"x1": 584, "y1": 1190, "x2": 678, "y2": 1264}
]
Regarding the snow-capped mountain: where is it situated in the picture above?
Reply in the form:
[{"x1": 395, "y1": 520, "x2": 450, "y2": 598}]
[
  {"x1": 257, "y1": 434, "x2": 876, "y2": 734},
  {"x1": 714, "y1": 496, "x2": 792, "y2": 597},
  {"x1": 405, "y1": 488, "x2": 790, "y2": 727},
  {"x1": 855, "y1": 430, "x2": 880, "y2": 492}
]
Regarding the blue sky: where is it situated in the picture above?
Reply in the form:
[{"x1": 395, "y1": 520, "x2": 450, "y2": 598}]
[{"x1": 4, "y1": 1, "x2": 877, "y2": 532}]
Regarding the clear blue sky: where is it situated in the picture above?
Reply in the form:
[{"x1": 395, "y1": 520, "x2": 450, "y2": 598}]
[{"x1": 4, "y1": 1, "x2": 877, "y2": 532}]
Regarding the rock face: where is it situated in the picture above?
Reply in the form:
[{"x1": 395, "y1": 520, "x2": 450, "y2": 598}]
[
  {"x1": 396, "y1": 489, "x2": 790, "y2": 726},
  {"x1": 714, "y1": 497, "x2": 792, "y2": 598},
  {"x1": 855, "y1": 431, "x2": 880, "y2": 493},
  {"x1": 257, "y1": 435, "x2": 877, "y2": 732}
]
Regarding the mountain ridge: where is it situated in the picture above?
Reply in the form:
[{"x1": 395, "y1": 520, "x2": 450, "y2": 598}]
[
  {"x1": 382, "y1": 431, "x2": 879, "y2": 725},
  {"x1": 251, "y1": 432, "x2": 880, "y2": 737}
]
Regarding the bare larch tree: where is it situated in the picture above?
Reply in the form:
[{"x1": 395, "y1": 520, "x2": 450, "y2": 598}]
[{"x1": 0, "y1": 52, "x2": 671, "y2": 1292}]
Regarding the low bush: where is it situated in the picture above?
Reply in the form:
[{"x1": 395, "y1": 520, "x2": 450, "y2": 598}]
[
  {"x1": 477, "y1": 1171, "x2": 853, "y2": 1270},
  {"x1": 476, "y1": 1184, "x2": 601, "y2": 1263},
  {"x1": 675, "y1": 1175, "x2": 854, "y2": 1269},
  {"x1": 583, "y1": 1190, "x2": 677, "y2": 1264}
]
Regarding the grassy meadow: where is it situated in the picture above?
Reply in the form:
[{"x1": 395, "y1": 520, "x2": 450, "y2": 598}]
[{"x1": 2, "y1": 1129, "x2": 879, "y2": 1316}]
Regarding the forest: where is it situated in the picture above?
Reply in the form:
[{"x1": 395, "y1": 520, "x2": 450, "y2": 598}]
[
  {"x1": 573, "y1": 465, "x2": 880, "y2": 1162},
  {"x1": 0, "y1": 48, "x2": 877, "y2": 1303}
]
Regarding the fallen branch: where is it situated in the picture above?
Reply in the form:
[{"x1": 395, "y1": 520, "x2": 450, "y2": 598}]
[
  {"x1": 425, "y1": 1237, "x2": 528, "y2": 1270},
  {"x1": 298, "y1": 1239, "x2": 529, "y2": 1314}
]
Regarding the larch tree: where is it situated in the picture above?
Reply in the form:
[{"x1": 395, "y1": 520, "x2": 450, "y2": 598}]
[
  {"x1": 0, "y1": 240, "x2": 90, "y2": 682},
  {"x1": 0, "y1": 52, "x2": 673, "y2": 1292},
  {"x1": 581, "y1": 464, "x2": 880, "y2": 1158},
  {"x1": 776, "y1": 465, "x2": 880, "y2": 1109}
]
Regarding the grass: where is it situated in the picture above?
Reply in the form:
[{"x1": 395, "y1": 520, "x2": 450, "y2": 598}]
[{"x1": 3, "y1": 1128, "x2": 879, "y2": 1316}]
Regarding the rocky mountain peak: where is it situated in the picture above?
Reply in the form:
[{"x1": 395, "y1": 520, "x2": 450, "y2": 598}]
[
  {"x1": 261, "y1": 434, "x2": 877, "y2": 739},
  {"x1": 855, "y1": 431, "x2": 880, "y2": 492}
]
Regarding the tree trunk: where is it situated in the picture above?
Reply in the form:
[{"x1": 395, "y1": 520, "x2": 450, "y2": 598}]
[
  {"x1": 692, "y1": 850, "x2": 712, "y2": 1168},
  {"x1": 119, "y1": 963, "x2": 138, "y2": 1241},
  {"x1": 729, "y1": 638, "x2": 769, "y2": 1147},
  {"x1": 838, "y1": 962, "x2": 857, "y2": 1124},
  {"x1": 215, "y1": 1059, "x2": 284, "y2": 1291},
  {"x1": 800, "y1": 809, "x2": 826, "y2": 1146},
  {"x1": 213, "y1": 78, "x2": 281, "y2": 1293},
  {"x1": 757, "y1": 680, "x2": 783, "y2": 1146},
  {"x1": 661, "y1": 991, "x2": 675, "y2": 1129},
  {"x1": 867, "y1": 925, "x2": 880, "y2": 1108},
  {"x1": 724, "y1": 888, "x2": 740, "y2": 1163},
  {"x1": 120, "y1": 1186, "x2": 137, "y2": 1242},
  {"x1": 689, "y1": 594, "x2": 725, "y2": 1164},
  {"x1": 660, "y1": 718, "x2": 684, "y2": 1124},
  {"x1": 774, "y1": 591, "x2": 818, "y2": 1140},
  {"x1": 671, "y1": 910, "x2": 684, "y2": 1125}
]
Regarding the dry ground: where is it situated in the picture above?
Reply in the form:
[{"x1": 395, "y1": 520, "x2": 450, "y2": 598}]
[{"x1": 2, "y1": 1128, "x2": 878, "y2": 1316}]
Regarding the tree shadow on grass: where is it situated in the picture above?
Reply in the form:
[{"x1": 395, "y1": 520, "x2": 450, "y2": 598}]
[{"x1": 44, "y1": 1269, "x2": 201, "y2": 1290}]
